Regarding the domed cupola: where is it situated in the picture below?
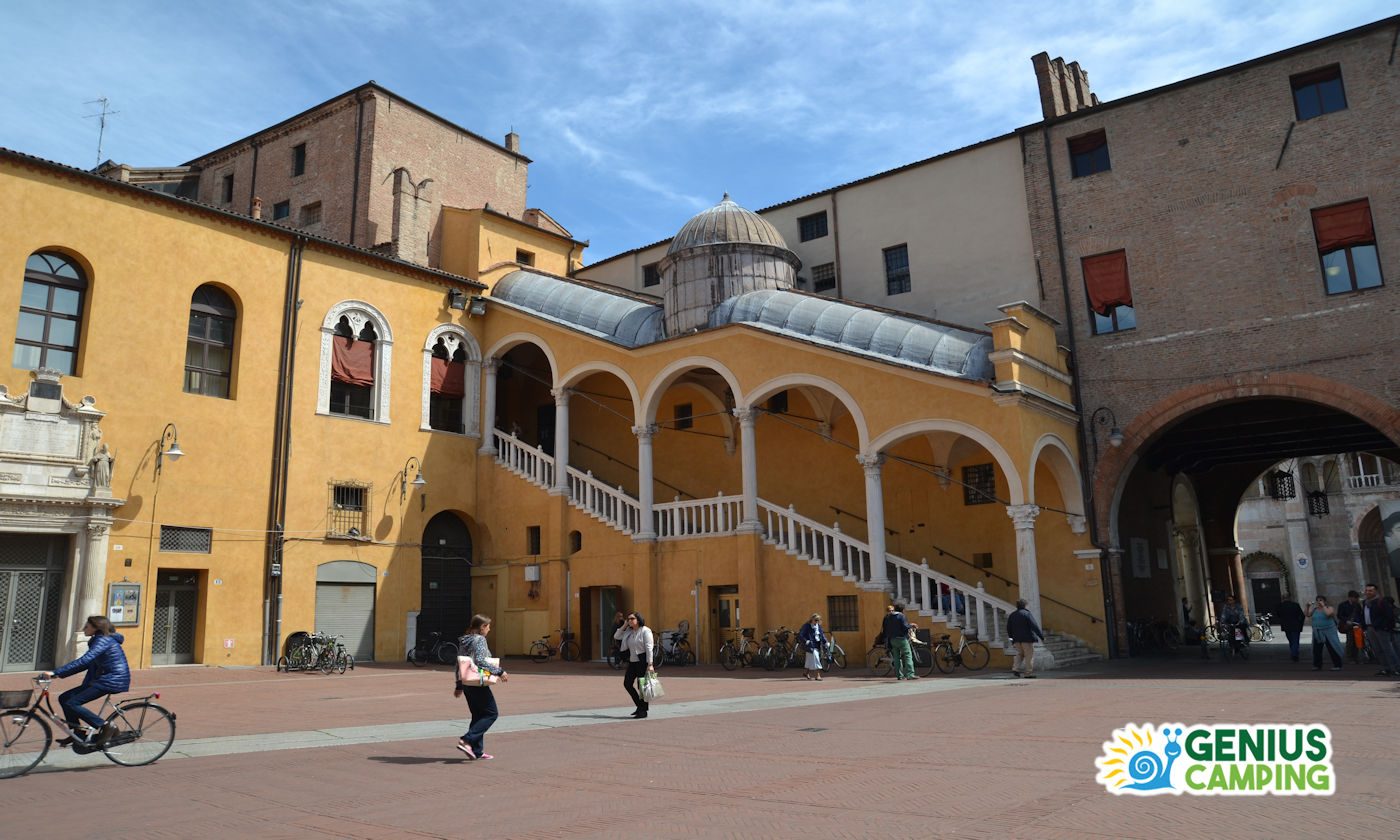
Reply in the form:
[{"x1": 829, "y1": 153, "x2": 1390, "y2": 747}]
[{"x1": 658, "y1": 194, "x2": 800, "y2": 334}]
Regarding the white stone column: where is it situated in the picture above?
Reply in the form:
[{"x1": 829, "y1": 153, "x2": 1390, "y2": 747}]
[
  {"x1": 1007, "y1": 504, "x2": 1042, "y2": 619},
  {"x1": 734, "y1": 408, "x2": 762, "y2": 533},
  {"x1": 478, "y1": 359, "x2": 499, "y2": 455},
  {"x1": 633, "y1": 424, "x2": 658, "y2": 542},
  {"x1": 550, "y1": 387, "x2": 572, "y2": 495},
  {"x1": 858, "y1": 453, "x2": 888, "y2": 586},
  {"x1": 73, "y1": 519, "x2": 112, "y2": 657}
]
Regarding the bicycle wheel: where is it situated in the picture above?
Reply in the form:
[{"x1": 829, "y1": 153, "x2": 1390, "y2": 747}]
[
  {"x1": 1204, "y1": 625, "x2": 1219, "y2": 644},
  {"x1": 276, "y1": 655, "x2": 289, "y2": 672},
  {"x1": 960, "y1": 642, "x2": 990, "y2": 671},
  {"x1": 1249, "y1": 625, "x2": 1263, "y2": 642},
  {"x1": 914, "y1": 645, "x2": 936, "y2": 677},
  {"x1": 318, "y1": 652, "x2": 334, "y2": 674},
  {"x1": 1160, "y1": 627, "x2": 1181, "y2": 650},
  {"x1": 680, "y1": 647, "x2": 696, "y2": 666},
  {"x1": 408, "y1": 646, "x2": 426, "y2": 666},
  {"x1": 867, "y1": 646, "x2": 892, "y2": 677},
  {"x1": 758, "y1": 644, "x2": 778, "y2": 671},
  {"x1": 560, "y1": 640, "x2": 581, "y2": 662},
  {"x1": 829, "y1": 644, "x2": 847, "y2": 669},
  {"x1": 525, "y1": 641, "x2": 548, "y2": 663},
  {"x1": 720, "y1": 643, "x2": 739, "y2": 671},
  {"x1": 0, "y1": 710, "x2": 50, "y2": 779},
  {"x1": 932, "y1": 642, "x2": 957, "y2": 674},
  {"x1": 434, "y1": 641, "x2": 459, "y2": 665},
  {"x1": 102, "y1": 702, "x2": 176, "y2": 767},
  {"x1": 335, "y1": 651, "x2": 350, "y2": 674},
  {"x1": 607, "y1": 648, "x2": 624, "y2": 670}
]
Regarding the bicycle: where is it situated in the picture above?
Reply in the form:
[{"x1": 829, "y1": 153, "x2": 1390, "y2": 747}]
[
  {"x1": 932, "y1": 630, "x2": 991, "y2": 673},
  {"x1": 312, "y1": 634, "x2": 354, "y2": 674},
  {"x1": 868, "y1": 635, "x2": 933, "y2": 676},
  {"x1": 654, "y1": 624, "x2": 695, "y2": 667},
  {"x1": 529, "y1": 630, "x2": 581, "y2": 663},
  {"x1": 0, "y1": 677, "x2": 176, "y2": 778},
  {"x1": 820, "y1": 640, "x2": 848, "y2": 670},
  {"x1": 718, "y1": 628, "x2": 760, "y2": 670},
  {"x1": 758, "y1": 627, "x2": 794, "y2": 671},
  {"x1": 1250, "y1": 613, "x2": 1274, "y2": 642},
  {"x1": 408, "y1": 631, "x2": 459, "y2": 666},
  {"x1": 866, "y1": 642, "x2": 893, "y2": 676}
]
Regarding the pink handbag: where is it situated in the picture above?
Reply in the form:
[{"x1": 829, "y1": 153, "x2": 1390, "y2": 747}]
[{"x1": 457, "y1": 656, "x2": 499, "y2": 686}]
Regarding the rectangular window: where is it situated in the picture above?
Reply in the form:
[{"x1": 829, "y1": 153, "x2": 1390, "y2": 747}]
[
  {"x1": 811, "y1": 262, "x2": 836, "y2": 292},
  {"x1": 883, "y1": 244, "x2": 910, "y2": 295},
  {"x1": 292, "y1": 143, "x2": 306, "y2": 176},
  {"x1": 1082, "y1": 250, "x2": 1136, "y2": 334},
  {"x1": 642, "y1": 263, "x2": 660, "y2": 287},
  {"x1": 1312, "y1": 199, "x2": 1383, "y2": 294},
  {"x1": 159, "y1": 526, "x2": 212, "y2": 553},
  {"x1": 826, "y1": 595, "x2": 858, "y2": 632},
  {"x1": 1068, "y1": 129, "x2": 1111, "y2": 177},
  {"x1": 329, "y1": 483, "x2": 369, "y2": 538},
  {"x1": 973, "y1": 552, "x2": 993, "y2": 569},
  {"x1": 962, "y1": 464, "x2": 996, "y2": 506},
  {"x1": 220, "y1": 174, "x2": 234, "y2": 203},
  {"x1": 516, "y1": 249, "x2": 535, "y2": 266},
  {"x1": 300, "y1": 202, "x2": 322, "y2": 227},
  {"x1": 527, "y1": 525, "x2": 542, "y2": 556},
  {"x1": 798, "y1": 211, "x2": 828, "y2": 242},
  {"x1": 1291, "y1": 65, "x2": 1346, "y2": 120},
  {"x1": 674, "y1": 402, "x2": 693, "y2": 430},
  {"x1": 273, "y1": 201, "x2": 290, "y2": 220},
  {"x1": 330, "y1": 324, "x2": 376, "y2": 419}
]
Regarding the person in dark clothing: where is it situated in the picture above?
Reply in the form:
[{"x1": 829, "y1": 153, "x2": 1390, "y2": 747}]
[
  {"x1": 1360, "y1": 584, "x2": 1399, "y2": 676},
  {"x1": 1276, "y1": 597, "x2": 1306, "y2": 662},
  {"x1": 1006, "y1": 599, "x2": 1045, "y2": 678},
  {"x1": 1336, "y1": 591, "x2": 1362, "y2": 663},
  {"x1": 40, "y1": 615, "x2": 130, "y2": 747},
  {"x1": 880, "y1": 604, "x2": 916, "y2": 680}
]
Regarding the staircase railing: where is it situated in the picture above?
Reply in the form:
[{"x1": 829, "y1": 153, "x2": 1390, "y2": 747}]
[
  {"x1": 654, "y1": 493, "x2": 744, "y2": 539},
  {"x1": 760, "y1": 501, "x2": 871, "y2": 583},
  {"x1": 567, "y1": 469, "x2": 642, "y2": 535},
  {"x1": 494, "y1": 430, "x2": 554, "y2": 488}
]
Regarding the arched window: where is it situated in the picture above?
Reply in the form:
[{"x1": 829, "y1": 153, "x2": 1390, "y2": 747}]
[
  {"x1": 420, "y1": 325, "x2": 481, "y2": 437},
  {"x1": 184, "y1": 285, "x2": 236, "y2": 397},
  {"x1": 318, "y1": 301, "x2": 393, "y2": 422},
  {"x1": 14, "y1": 252, "x2": 87, "y2": 375}
]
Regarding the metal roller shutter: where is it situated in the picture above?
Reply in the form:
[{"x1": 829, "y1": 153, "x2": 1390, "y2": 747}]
[{"x1": 315, "y1": 583, "x2": 375, "y2": 661}]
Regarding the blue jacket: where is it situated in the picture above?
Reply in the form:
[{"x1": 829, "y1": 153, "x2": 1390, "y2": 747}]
[
  {"x1": 880, "y1": 611, "x2": 912, "y2": 645},
  {"x1": 797, "y1": 621, "x2": 827, "y2": 652},
  {"x1": 53, "y1": 633, "x2": 130, "y2": 693},
  {"x1": 1006, "y1": 609, "x2": 1044, "y2": 644}
]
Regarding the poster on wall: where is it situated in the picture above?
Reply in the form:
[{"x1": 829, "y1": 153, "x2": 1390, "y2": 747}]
[
  {"x1": 1381, "y1": 499, "x2": 1400, "y2": 577},
  {"x1": 1130, "y1": 537, "x2": 1151, "y2": 579},
  {"x1": 107, "y1": 582, "x2": 141, "y2": 626}
]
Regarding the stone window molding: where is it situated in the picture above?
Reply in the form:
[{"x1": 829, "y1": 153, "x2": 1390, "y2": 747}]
[
  {"x1": 318, "y1": 300, "x2": 393, "y2": 423},
  {"x1": 420, "y1": 323, "x2": 482, "y2": 437}
]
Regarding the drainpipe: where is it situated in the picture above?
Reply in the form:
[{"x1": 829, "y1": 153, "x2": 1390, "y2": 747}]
[
  {"x1": 264, "y1": 235, "x2": 305, "y2": 664},
  {"x1": 1039, "y1": 124, "x2": 1119, "y2": 657},
  {"x1": 830, "y1": 191, "x2": 843, "y2": 299}
]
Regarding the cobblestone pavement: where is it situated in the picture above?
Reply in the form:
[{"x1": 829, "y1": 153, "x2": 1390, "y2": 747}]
[{"x1": 1, "y1": 643, "x2": 1396, "y2": 839}]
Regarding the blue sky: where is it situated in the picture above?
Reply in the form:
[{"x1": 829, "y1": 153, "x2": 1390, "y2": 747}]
[{"x1": 1, "y1": 1, "x2": 1393, "y2": 263}]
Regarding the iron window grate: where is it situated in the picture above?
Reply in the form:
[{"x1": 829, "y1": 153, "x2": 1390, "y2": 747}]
[
  {"x1": 329, "y1": 482, "x2": 371, "y2": 538},
  {"x1": 159, "y1": 526, "x2": 212, "y2": 553}
]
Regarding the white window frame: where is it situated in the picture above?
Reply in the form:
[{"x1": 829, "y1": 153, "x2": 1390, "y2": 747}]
[
  {"x1": 421, "y1": 324, "x2": 482, "y2": 437},
  {"x1": 318, "y1": 300, "x2": 393, "y2": 423}
]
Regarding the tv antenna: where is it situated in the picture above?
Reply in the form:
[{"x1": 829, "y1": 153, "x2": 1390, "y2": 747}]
[{"x1": 83, "y1": 97, "x2": 119, "y2": 169}]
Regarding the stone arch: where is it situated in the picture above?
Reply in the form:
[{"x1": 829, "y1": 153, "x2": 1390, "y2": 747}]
[
  {"x1": 484, "y1": 332, "x2": 559, "y2": 384},
  {"x1": 640, "y1": 356, "x2": 744, "y2": 426},
  {"x1": 741, "y1": 373, "x2": 870, "y2": 453},
  {"x1": 1029, "y1": 433, "x2": 1084, "y2": 519},
  {"x1": 870, "y1": 419, "x2": 1025, "y2": 506},
  {"x1": 559, "y1": 361, "x2": 643, "y2": 419}
]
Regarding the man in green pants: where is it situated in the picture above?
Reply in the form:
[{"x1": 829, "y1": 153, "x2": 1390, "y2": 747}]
[{"x1": 881, "y1": 603, "x2": 917, "y2": 680}]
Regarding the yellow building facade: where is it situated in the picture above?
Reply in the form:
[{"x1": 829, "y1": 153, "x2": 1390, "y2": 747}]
[{"x1": 1, "y1": 149, "x2": 1105, "y2": 675}]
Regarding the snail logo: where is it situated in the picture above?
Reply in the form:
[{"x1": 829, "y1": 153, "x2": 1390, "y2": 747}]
[{"x1": 1096, "y1": 723, "x2": 1183, "y2": 795}]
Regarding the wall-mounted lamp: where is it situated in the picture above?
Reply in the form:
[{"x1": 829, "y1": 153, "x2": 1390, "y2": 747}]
[
  {"x1": 155, "y1": 422, "x2": 185, "y2": 475},
  {"x1": 468, "y1": 296, "x2": 488, "y2": 316},
  {"x1": 1088, "y1": 406, "x2": 1124, "y2": 464},
  {"x1": 401, "y1": 456, "x2": 427, "y2": 502},
  {"x1": 447, "y1": 289, "x2": 467, "y2": 311}
]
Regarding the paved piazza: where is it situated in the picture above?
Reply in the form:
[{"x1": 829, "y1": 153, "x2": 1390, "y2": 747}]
[{"x1": 1, "y1": 644, "x2": 1396, "y2": 839}]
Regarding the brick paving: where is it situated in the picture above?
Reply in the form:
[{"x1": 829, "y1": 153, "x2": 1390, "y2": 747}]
[{"x1": 1, "y1": 645, "x2": 1396, "y2": 839}]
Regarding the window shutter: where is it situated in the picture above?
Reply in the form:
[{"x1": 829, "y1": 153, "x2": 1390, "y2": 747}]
[
  {"x1": 331, "y1": 335, "x2": 375, "y2": 386},
  {"x1": 1082, "y1": 250, "x2": 1132, "y2": 316},
  {"x1": 430, "y1": 357, "x2": 466, "y2": 397},
  {"x1": 1311, "y1": 200, "x2": 1374, "y2": 253}
]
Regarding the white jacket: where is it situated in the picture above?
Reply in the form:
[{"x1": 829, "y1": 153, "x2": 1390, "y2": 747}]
[{"x1": 614, "y1": 625, "x2": 654, "y2": 664}]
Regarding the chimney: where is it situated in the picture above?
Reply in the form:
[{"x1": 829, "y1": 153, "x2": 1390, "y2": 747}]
[
  {"x1": 1031, "y1": 52, "x2": 1098, "y2": 119},
  {"x1": 251, "y1": 197, "x2": 263, "y2": 220},
  {"x1": 504, "y1": 132, "x2": 520, "y2": 154}
]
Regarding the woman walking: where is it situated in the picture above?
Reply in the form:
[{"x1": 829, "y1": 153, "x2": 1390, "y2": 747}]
[
  {"x1": 456, "y1": 614, "x2": 508, "y2": 760},
  {"x1": 798, "y1": 613, "x2": 829, "y2": 681},
  {"x1": 613, "y1": 611, "x2": 655, "y2": 718},
  {"x1": 1305, "y1": 596, "x2": 1344, "y2": 670}
]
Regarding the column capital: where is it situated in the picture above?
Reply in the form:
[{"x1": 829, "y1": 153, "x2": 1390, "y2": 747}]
[
  {"x1": 551, "y1": 386, "x2": 575, "y2": 403},
  {"x1": 856, "y1": 452, "x2": 885, "y2": 473},
  {"x1": 1066, "y1": 513, "x2": 1086, "y2": 535},
  {"x1": 732, "y1": 407, "x2": 758, "y2": 425},
  {"x1": 632, "y1": 423, "x2": 659, "y2": 440},
  {"x1": 482, "y1": 358, "x2": 500, "y2": 373},
  {"x1": 1005, "y1": 504, "x2": 1041, "y2": 530},
  {"x1": 86, "y1": 521, "x2": 110, "y2": 539}
]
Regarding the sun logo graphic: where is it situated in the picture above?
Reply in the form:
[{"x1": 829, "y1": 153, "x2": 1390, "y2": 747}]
[{"x1": 1096, "y1": 723, "x2": 1183, "y2": 795}]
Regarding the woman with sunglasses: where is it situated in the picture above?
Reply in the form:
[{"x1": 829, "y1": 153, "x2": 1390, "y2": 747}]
[{"x1": 613, "y1": 611, "x2": 655, "y2": 718}]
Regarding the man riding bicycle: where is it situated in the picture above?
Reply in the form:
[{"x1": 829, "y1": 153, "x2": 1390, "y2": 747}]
[
  {"x1": 39, "y1": 615, "x2": 130, "y2": 747},
  {"x1": 1220, "y1": 596, "x2": 1250, "y2": 649}
]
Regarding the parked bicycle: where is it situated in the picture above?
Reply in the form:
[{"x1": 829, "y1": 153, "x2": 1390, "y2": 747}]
[
  {"x1": 279, "y1": 630, "x2": 355, "y2": 674},
  {"x1": 408, "y1": 631, "x2": 459, "y2": 666},
  {"x1": 867, "y1": 634, "x2": 933, "y2": 676},
  {"x1": 0, "y1": 677, "x2": 176, "y2": 778},
  {"x1": 758, "y1": 626, "x2": 795, "y2": 671},
  {"x1": 1250, "y1": 613, "x2": 1274, "y2": 642},
  {"x1": 819, "y1": 640, "x2": 848, "y2": 670},
  {"x1": 654, "y1": 623, "x2": 696, "y2": 667},
  {"x1": 719, "y1": 628, "x2": 760, "y2": 670},
  {"x1": 312, "y1": 634, "x2": 354, "y2": 674},
  {"x1": 1125, "y1": 617, "x2": 1181, "y2": 655},
  {"x1": 932, "y1": 630, "x2": 990, "y2": 673},
  {"x1": 529, "y1": 630, "x2": 581, "y2": 663}
]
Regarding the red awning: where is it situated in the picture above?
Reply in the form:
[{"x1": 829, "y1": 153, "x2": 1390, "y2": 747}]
[
  {"x1": 1082, "y1": 250, "x2": 1132, "y2": 316},
  {"x1": 1312, "y1": 200, "x2": 1374, "y2": 253},
  {"x1": 331, "y1": 335, "x2": 374, "y2": 386},
  {"x1": 430, "y1": 357, "x2": 466, "y2": 398}
]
